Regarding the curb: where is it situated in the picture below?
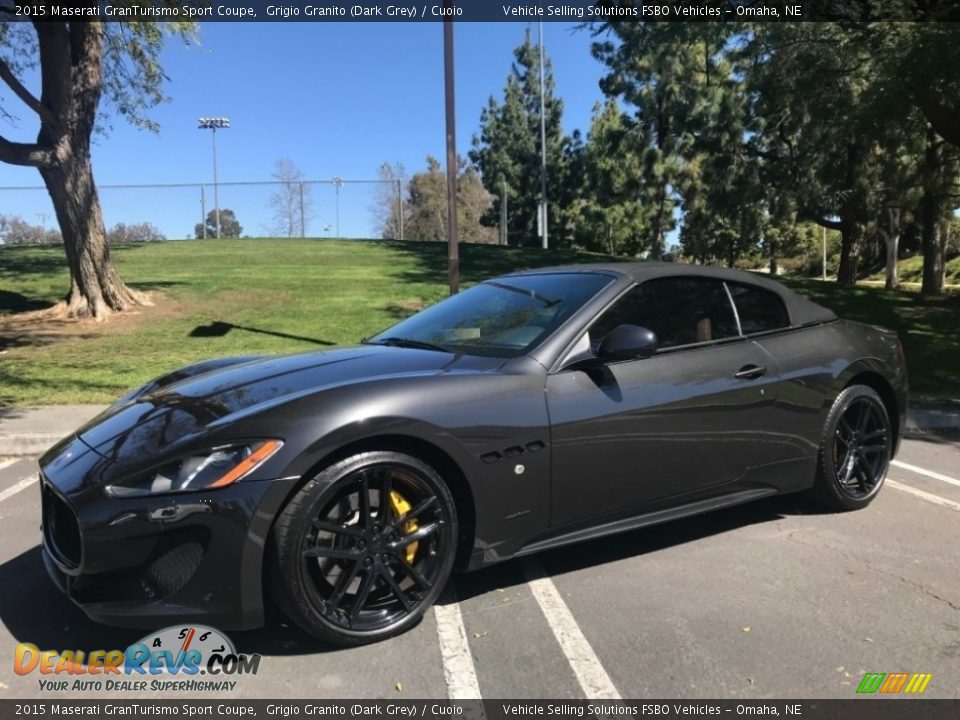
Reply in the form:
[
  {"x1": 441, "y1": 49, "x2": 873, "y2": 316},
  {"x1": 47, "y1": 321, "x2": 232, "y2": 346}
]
[
  {"x1": 905, "y1": 407, "x2": 960, "y2": 433},
  {"x1": 0, "y1": 433, "x2": 66, "y2": 457}
]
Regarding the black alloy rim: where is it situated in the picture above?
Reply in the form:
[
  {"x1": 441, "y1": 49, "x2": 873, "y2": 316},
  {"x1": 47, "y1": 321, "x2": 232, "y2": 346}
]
[
  {"x1": 833, "y1": 396, "x2": 889, "y2": 499},
  {"x1": 300, "y1": 464, "x2": 450, "y2": 633}
]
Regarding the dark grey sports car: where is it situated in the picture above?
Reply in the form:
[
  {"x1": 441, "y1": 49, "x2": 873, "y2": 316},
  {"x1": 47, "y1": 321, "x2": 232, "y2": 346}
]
[{"x1": 39, "y1": 263, "x2": 907, "y2": 645}]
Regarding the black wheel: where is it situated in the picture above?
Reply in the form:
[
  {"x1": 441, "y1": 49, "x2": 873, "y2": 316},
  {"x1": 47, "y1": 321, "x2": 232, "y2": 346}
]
[
  {"x1": 810, "y1": 385, "x2": 892, "y2": 511},
  {"x1": 268, "y1": 451, "x2": 457, "y2": 645}
]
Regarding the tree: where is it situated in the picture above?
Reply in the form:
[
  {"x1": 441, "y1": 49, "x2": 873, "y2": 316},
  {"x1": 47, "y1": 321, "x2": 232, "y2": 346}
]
[
  {"x1": 266, "y1": 158, "x2": 312, "y2": 237},
  {"x1": 405, "y1": 157, "x2": 447, "y2": 241},
  {"x1": 594, "y1": 25, "x2": 730, "y2": 259},
  {"x1": 0, "y1": 15, "x2": 195, "y2": 319},
  {"x1": 372, "y1": 161, "x2": 407, "y2": 240},
  {"x1": 470, "y1": 30, "x2": 569, "y2": 246},
  {"x1": 195, "y1": 209, "x2": 242, "y2": 239},
  {"x1": 0, "y1": 214, "x2": 61, "y2": 245},
  {"x1": 403, "y1": 156, "x2": 496, "y2": 243},
  {"x1": 457, "y1": 163, "x2": 497, "y2": 244},
  {"x1": 106, "y1": 222, "x2": 166, "y2": 244},
  {"x1": 573, "y1": 101, "x2": 648, "y2": 255}
]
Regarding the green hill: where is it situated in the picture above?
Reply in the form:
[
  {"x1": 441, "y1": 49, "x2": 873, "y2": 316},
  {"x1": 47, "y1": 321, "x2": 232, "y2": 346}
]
[
  {"x1": 0, "y1": 239, "x2": 615, "y2": 406},
  {"x1": 1, "y1": 238, "x2": 957, "y2": 406}
]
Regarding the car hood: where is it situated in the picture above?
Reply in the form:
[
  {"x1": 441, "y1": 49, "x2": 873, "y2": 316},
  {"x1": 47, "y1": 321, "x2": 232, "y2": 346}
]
[{"x1": 70, "y1": 345, "x2": 503, "y2": 466}]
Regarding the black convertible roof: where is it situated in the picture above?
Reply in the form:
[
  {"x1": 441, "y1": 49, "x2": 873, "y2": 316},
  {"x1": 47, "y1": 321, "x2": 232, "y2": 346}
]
[{"x1": 507, "y1": 262, "x2": 838, "y2": 328}]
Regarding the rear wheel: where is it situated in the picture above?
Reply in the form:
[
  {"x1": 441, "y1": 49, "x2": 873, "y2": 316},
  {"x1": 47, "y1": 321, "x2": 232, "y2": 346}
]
[
  {"x1": 810, "y1": 385, "x2": 892, "y2": 511},
  {"x1": 269, "y1": 451, "x2": 457, "y2": 645}
]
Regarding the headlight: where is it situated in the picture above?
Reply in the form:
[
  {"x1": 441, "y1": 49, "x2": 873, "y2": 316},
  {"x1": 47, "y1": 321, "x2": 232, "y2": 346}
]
[{"x1": 106, "y1": 440, "x2": 283, "y2": 498}]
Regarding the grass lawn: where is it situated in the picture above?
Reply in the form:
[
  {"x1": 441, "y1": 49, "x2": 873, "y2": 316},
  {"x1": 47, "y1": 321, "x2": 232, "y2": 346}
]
[
  {"x1": 866, "y1": 254, "x2": 960, "y2": 286},
  {"x1": 1, "y1": 238, "x2": 957, "y2": 406},
  {"x1": 0, "y1": 239, "x2": 614, "y2": 406},
  {"x1": 777, "y1": 276, "x2": 960, "y2": 401}
]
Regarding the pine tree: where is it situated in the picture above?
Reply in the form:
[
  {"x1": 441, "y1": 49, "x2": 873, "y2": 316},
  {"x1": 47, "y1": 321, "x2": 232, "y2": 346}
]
[{"x1": 470, "y1": 30, "x2": 568, "y2": 246}]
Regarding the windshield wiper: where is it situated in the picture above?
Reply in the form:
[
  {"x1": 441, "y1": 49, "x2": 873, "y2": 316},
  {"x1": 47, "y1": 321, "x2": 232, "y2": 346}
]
[{"x1": 364, "y1": 337, "x2": 450, "y2": 352}]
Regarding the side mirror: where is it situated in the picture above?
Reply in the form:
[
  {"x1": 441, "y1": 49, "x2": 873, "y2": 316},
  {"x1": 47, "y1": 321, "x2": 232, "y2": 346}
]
[{"x1": 598, "y1": 324, "x2": 658, "y2": 361}]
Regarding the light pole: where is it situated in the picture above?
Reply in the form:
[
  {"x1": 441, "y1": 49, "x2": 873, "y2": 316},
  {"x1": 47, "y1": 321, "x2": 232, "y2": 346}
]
[
  {"x1": 198, "y1": 117, "x2": 230, "y2": 239},
  {"x1": 35, "y1": 212, "x2": 51, "y2": 235},
  {"x1": 538, "y1": 21, "x2": 548, "y2": 250},
  {"x1": 443, "y1": 11, "x2": 459, "y2": 294},
  {"x1": 332, "y1": 176, "x2": 344, "y2": 238}
]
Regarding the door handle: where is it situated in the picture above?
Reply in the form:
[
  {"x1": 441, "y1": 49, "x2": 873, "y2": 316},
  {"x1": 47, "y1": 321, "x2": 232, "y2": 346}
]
[{"x1": 734, "y1": 364, "x2": 767, "y2": 380}]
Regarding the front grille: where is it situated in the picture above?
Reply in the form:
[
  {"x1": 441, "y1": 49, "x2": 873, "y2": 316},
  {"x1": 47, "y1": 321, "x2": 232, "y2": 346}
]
[{"x1": 42, "y1": 483, "x2": 82, "y2": 568}]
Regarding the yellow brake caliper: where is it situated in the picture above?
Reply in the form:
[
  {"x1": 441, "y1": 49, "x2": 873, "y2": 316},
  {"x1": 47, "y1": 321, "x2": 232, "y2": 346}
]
[{"x1": 388, "y1": 489, "x2": 419, "y2": 564}]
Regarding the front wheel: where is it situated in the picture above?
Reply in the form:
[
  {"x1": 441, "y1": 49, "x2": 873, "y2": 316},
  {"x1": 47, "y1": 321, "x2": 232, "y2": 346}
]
[
  {"x1": 268, "y1": 451, "x2": 458, "y2": 645},
  {"x1": 810, "y1": 385, "x2": 892, "y2": 511}
]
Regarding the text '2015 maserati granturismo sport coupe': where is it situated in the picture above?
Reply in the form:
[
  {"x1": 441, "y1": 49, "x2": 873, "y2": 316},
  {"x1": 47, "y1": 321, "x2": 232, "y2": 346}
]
[{"x1": 39, "y1": 263, "x2": 907, "y2": 645}]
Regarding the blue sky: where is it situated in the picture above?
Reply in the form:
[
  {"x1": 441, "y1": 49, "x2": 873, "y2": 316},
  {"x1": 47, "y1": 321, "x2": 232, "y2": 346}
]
[{"x1": 0, "y1": 22, "x2": 608, "y2": 239}]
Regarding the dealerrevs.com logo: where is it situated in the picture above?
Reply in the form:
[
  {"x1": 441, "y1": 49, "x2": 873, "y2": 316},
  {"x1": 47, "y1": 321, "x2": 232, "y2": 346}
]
[{"x1": 14, "y1": 625, "x2": 261, "y2": 692}]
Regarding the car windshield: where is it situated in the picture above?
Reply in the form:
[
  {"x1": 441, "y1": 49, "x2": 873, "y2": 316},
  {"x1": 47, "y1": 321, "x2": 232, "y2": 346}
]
[{"x1": 367, "y1": 272, "x2": 614, "y2": 358}]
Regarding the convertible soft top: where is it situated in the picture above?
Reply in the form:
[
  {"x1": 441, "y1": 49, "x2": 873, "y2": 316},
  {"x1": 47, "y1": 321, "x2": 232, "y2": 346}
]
[{"x1": 509, "y1": 262, "x2": 838, "y2": 328}]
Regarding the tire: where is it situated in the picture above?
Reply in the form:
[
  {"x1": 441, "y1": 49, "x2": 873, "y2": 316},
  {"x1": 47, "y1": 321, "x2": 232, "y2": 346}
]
[
  {"x1": 810, "y1": 385, "x2": 892, "y2": 512},
  {"x1": 268, "y1": 451, "x2": 458, "y2": 645}
]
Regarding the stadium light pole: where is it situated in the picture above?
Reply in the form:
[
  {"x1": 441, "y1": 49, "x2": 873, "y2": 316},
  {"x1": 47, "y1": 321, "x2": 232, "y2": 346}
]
[{"x1": 198, "y1": 117, "x2": 230, "y2": 239}]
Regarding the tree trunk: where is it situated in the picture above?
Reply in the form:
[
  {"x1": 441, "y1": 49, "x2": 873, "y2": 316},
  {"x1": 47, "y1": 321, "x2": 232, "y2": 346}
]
[
  {"x1": 836, "y1": 218, "x2": 862, "y2": 285},
  {"x1": 650, "y1": 182, "x2": 667, "y2": 260},
  {"x1": 884, "y1": 232, "x2": 899, "y2": 290},
  {"x1": 39, "y1": 151, "x2": 148, "y2": 320},
  {"x1": 882, "y1": 208, "x2": 899, "y2": 291},
  {"x1": 920, "y1": 195, "x2": 943, "y2": 295},
  {"x1": 920, "y1": 126, "x2": 946, "y2": 296},
  {"x1": 768, "y1": 234, "x2": 778, "y2": 276}
]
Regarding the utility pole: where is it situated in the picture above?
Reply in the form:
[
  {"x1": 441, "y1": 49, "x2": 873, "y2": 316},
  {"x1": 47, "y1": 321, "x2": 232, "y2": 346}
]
[
  {"x1": 822, "y1": 225, "x2": 827, "y2": 281},
  {"x1": 538, "y1": 21, "x2": 548, "y2": 250},
  {"x1": 199, "y1": 185, "x2": 206, "y2": 239},
  {"x1": 299, "y1": 181, "x2": 306, "y2": 238},
  {"x1": 500, "y1": 179, "x2": 508, "y2": 246},
  {"x1": 35, "y1": 212, "x2": 51, "y2": 234},
  {"x1": 332, "y1": 176, "x2": 344, "y2": 238},
  {"x1": 397, "y1": 178, "x2": 404, "y2": 241},
  {"x1": 443, "y1": 11, "x2": 459, "y2": 295}
]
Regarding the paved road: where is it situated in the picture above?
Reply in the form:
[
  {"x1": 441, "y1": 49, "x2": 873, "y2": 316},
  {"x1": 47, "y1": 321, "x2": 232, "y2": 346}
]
[{"x1": 1, "y1": 435, "x2": 958, "y2": 700}]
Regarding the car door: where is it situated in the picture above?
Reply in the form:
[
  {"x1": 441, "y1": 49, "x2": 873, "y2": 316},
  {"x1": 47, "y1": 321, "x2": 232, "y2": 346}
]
[{"x1": 545, "y1": 277, "x2": 782, "y2": 527}]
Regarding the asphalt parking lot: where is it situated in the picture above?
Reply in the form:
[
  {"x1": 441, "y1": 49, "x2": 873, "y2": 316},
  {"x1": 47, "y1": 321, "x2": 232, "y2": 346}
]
[{"x1": 1, "y1": 434, "x2": 958, "y2": 700}]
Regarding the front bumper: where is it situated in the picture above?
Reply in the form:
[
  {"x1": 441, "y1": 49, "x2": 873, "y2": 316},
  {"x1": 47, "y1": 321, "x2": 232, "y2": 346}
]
[{"x1": 40, "y1": 435, "x2": 298, "y2": 630}]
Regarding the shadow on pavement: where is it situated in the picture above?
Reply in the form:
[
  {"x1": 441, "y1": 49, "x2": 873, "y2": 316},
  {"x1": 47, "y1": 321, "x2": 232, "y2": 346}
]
[
  {"x1": 0, "y1": 493, "x2": 817, "y2": 659},
  {"x1": 451, "y1": 493, "x2": 820, "y2": 604}
]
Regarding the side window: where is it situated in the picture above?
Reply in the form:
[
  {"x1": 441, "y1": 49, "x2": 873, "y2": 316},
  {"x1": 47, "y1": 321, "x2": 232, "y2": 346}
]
[
  {"x1": 589, "y1": 278, "x2": 739, "y2": 350},
  {"x1": 727, "y1": 283, "x2": 791, "y2": 334}
]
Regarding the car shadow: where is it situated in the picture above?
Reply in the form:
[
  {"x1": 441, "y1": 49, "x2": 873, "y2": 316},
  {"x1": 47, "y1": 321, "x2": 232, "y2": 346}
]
[{"x1": 0, "y1": 493, "x2": 819, "y2": 658}]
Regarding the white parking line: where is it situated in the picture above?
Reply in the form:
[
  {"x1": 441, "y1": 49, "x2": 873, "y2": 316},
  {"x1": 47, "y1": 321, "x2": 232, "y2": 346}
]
[
  {"x1": 0, "y1": 474, "x2": 37, "y2": 504},
  {"x1": 0, "y1": 459, "x2": 18, "y2": 472},
  {"x1": 523, "y1": 560, "x2": 621, "y2": 700},
  {"x1": 888, "y1": 479, "x2": 960, "y2": 512},
  {"x1": 891, "y1": 460, "x2": 960, "y2": 489},
  {"x1": 434, "y1": 588, "x2": 482, "y2": 700}
]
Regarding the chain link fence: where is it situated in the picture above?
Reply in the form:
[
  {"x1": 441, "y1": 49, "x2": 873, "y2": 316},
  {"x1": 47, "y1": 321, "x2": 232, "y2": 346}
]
[{"x1": 0, "y1": 178, "x2": 403, "y2": 243}]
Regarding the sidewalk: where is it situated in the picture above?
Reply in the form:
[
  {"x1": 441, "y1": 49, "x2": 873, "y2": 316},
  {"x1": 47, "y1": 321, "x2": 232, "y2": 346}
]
[
  {"x1": 0, "y1": 405, "x2": 106, "y2": 457},
  {"x1": 1, "y1": 401, "x2": 958, "y2": 458}
]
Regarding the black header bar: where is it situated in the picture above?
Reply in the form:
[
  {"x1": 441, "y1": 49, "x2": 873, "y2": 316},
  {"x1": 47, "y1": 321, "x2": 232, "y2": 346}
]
[{"x1": 4, "y1": 0, "x2": 960, "y2": 23}]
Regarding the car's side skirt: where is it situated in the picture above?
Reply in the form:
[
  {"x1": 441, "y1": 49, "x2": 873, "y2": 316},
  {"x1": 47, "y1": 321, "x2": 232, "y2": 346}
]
[{"x1": 513, "y1": 487, "x2": 779, "y2": 558}]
